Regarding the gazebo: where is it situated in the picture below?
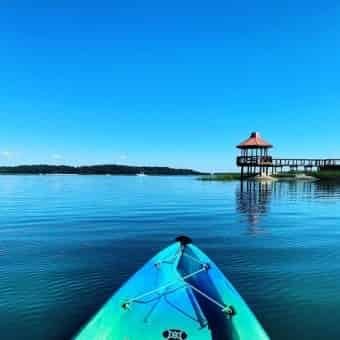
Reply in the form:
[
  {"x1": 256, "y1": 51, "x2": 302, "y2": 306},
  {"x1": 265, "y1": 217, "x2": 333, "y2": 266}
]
[{"x1": 236, "y1": 132, "x2": 273, "y2": 178}]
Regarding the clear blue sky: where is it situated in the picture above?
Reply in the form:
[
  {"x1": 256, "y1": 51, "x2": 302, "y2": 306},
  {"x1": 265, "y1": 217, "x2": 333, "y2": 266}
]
[{"x1": 1, "y1": 0, "x2": 340, "y2": 172}]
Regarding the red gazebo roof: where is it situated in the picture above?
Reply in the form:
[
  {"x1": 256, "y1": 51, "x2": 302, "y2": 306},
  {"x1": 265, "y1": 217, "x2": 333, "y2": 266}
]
[{"x1": 237, "y1": 132, "x2": 273, "y2": 149}]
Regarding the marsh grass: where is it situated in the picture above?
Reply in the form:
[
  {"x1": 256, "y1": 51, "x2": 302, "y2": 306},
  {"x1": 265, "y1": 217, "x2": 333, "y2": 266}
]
[
  {"x1": 311, "y1": 170, "x2": 340, "y2": 181},
  {"x1": 198, "y1": 173, "x2": 241, "y2": 181}
]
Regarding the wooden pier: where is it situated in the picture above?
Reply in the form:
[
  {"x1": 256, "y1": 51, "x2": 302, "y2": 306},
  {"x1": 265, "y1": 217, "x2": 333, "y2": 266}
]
[{"x1": 236, "y1": 132, "x2": 340, "y2": 178}]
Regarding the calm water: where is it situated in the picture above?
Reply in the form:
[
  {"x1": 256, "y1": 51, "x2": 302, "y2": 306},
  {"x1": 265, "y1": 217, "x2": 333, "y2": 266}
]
[{"x1": 1, "y1": 175, "x2": 340, "y2": 339}]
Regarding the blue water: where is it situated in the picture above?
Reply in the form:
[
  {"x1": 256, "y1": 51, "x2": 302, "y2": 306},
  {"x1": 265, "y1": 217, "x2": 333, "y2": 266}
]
[{"x1": 1, "y1": 175, "x2": 340, "y2": 339}]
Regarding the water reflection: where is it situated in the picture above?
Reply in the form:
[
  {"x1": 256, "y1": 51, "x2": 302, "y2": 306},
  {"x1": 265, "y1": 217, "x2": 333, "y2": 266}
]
[
  {"x1": 2, "y1": 176, "x2": 340, "y2": 340},
  {"x1": 236, "y1": 179, "x2": 340, "y2": 232},
  {"x1": 314, "y1": 181, "x2": 340, "y2": 199},
  {"x1": 236, "y1": 180, "x2": 273, "y2": 232}
]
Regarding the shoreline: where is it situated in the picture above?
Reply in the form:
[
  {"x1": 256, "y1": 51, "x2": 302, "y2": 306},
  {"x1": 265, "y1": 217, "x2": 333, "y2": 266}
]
[
  {"x1": 198, "y1": 171, "x2": 340, "y2": 182},
  {"x1": 0, "y1": 164, "x2": 206, "y2": 176}
]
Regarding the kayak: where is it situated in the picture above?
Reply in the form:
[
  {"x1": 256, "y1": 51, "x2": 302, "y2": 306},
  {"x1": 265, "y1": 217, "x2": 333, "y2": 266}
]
[{"x1": 75, "y1": 236, "x2": 270, "y2": 340}]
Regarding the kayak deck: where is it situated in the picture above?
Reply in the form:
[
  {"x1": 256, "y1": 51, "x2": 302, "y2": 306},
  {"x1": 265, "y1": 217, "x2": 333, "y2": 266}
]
[{"x1": 75, "y1": 239, "x2": 269, "y2": 340}]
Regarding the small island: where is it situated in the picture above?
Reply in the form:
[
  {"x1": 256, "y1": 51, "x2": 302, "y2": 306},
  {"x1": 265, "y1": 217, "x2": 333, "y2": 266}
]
[{"x1": 0, "y1": 164, "x2": 206, "y2": 176}]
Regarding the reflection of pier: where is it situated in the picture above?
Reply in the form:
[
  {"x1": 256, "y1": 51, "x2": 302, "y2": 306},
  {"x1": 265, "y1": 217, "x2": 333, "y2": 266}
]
[
  {"x1": 236, "y1": 132, "x2": 340, "y2": 178},
  {"x1": 236, "y1": 180, "x2": 273, "y2": 230},
  {"x1": 236, "y1": 180, "x2": 340, "y2": 237}
]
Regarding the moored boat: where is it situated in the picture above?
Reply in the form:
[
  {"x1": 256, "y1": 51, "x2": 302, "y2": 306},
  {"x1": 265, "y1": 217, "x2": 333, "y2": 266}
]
[{"x1": 137, "y1": 172, "x2": 147, "y2": 176}]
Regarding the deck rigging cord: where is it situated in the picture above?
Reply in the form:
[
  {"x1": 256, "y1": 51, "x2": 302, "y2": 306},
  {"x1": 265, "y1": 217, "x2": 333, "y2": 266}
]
[
  {"x1": 122, "y1": 247, "x2": 235, "y2": 318},
  {"x1": 122, "y1": 266, "x2": 208, "y2": 308}
]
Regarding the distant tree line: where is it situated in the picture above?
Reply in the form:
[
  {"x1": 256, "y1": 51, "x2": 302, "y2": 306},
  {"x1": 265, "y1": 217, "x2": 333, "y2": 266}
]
[{"x1": 0, "y1": 164, "x2": 205, "y2": 176}]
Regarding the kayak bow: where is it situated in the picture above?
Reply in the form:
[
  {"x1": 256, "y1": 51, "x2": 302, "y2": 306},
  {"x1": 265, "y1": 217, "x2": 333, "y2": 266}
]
[{"x1": 75, "y1": 236, "x2": 270, "y2": 340}]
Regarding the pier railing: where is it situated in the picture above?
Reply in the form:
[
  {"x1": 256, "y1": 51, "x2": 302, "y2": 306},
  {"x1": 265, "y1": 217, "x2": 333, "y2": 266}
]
[
  {"x1": 237, "y1": 156, "x2": 340, "y2": 168},
  {"x1": 237, "y1": 156, "x2": 273, "y2": 166}
]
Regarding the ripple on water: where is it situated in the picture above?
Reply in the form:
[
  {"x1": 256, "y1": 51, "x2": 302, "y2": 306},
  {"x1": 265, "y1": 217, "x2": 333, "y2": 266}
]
[{"x1": 1, "y1": 177, "x2": 340, "y2": 339}]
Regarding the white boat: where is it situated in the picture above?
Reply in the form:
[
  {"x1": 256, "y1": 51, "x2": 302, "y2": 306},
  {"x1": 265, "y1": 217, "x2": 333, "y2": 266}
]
[{"x1": 137, "y1": 172, "x2": 147, "y2": 177}]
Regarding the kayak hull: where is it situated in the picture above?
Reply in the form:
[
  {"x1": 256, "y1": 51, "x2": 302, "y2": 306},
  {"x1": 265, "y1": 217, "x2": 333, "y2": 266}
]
[{"x1": 75, "y1": 240, "x2": 269, "y2": 340}]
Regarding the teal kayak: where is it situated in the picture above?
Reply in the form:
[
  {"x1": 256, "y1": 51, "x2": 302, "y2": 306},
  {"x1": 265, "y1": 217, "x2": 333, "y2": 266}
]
[{"x1": 75, "y1": 236, "x2": 270, "y2": 340}]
